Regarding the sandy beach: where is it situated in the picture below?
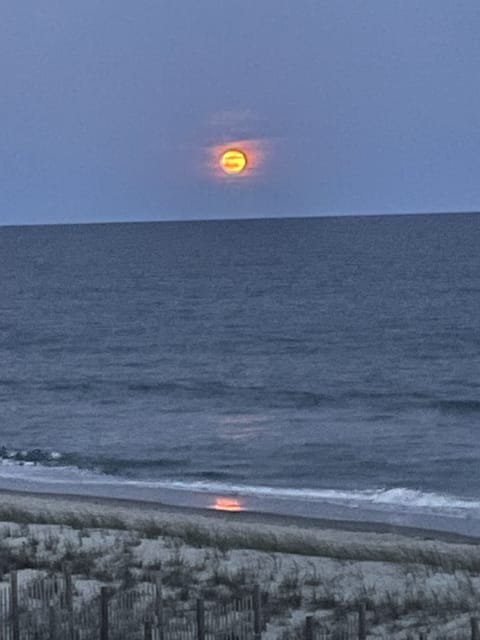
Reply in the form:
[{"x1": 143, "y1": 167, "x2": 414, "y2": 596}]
[{"x1": 1, "y1": 487, "x2": 480, "y2": 638}]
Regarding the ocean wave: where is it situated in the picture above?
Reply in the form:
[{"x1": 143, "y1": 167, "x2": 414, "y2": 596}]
[
  {"x1": 0, "y1": 447, "x2": 62, "y2": 464},
  {"x1": 19, "y1": 376, "x2": 449, "y2": 412},
  {"x1": 127, "y1": 381, "x2": 332, "y2": 407},
  {"x1": 37, "y1": 377, "x2": 334, "y2": 409},
  {"x1": 0, "y1": 450, "x2": 478, "y2": 516},
  {"x1": 44, "y1": 382, "x2": 93, "y2": 392},
  {"x1": 346, "y1": 390, "x2": 431, "y2": 401},
  {"x1": 0, "y1": 379, "x2": 18, "y2": 387},
  {"x1": 0, "y1": 447, "x2": 189, "y2": 472},
  {"x1": 148, "y1": 482, "x2": 480, "y2": 512},
  {"x1": 434, "y1": 399, "x2": 480, "y2": 414}
]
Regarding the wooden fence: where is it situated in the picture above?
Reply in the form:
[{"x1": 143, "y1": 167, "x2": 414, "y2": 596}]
[
  {"x1": 0, "y1": 567, "x2": 260, "y2": 640},
  {"x1": 283, "y1": 606, "x2": 480, "y2": 640},
  {"x1": 1, "y1": 567, "x2": 480, "y2": 640}
]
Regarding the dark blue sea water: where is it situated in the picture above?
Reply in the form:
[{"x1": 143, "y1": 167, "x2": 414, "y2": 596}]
[{"x1": 1, "y1": 214, "x2": 480, "y2": 533}]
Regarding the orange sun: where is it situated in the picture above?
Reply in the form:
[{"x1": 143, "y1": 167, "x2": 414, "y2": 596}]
[{"x1": 220, "y1": 149, "x2": 248, "y2": 175}]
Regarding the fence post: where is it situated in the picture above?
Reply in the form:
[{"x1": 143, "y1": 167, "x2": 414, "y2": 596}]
[
  {"x1": 144, "y1": 620, "x2": 153, "y2": 640},
  {"x1": 253, "y1": 584, "x2": 262, "y2": 640},
  {"x1": 63, "y1": 561, "x2": 74, "y2": 640},
  {"x1": 305, "y1": 615, "x2": 313, "y2": 640},
  {"x1": 154, "y1": 571, "x2": 164, "y2": 640},
  {"x1": 100, "y1": 586, "x2": 110, "y2": 640},
  {"x1": 10, "y1": 570, "x2": 19, "y2": 640},
  {"x1": 48, "y1": 603, "x2": 56, "y2": 640},
  {"x1": 358, "y1": 602, "x2": 366, "y2": 640},
  {"x1": 419, "y1": 633, "x2": 427, "y2": 640},
  {"x1": 63, "y1": 561, "x2": 73, "y2": 611},
  {"x1": 471, "y1": 617, "x2": 480, "y2": 640},
  {"x1": 196, "y1": 598, "x2": 205, "y2": 640}
]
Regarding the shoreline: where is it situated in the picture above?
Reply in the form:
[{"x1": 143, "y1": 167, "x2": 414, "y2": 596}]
[
  {"x1": 2, "y1": 486, "x2": 480, "y2": 638},
  {"x1": 2, "y1": 468, "x2": 480, "y2": 539},
  {"x1": 1, "y1": 486, "x2": 479, "y2": 546}
]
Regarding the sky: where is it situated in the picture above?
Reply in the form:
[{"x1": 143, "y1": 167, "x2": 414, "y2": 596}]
[{"x1": 1, "y1": 1, "x2": 480, "y2": 225}]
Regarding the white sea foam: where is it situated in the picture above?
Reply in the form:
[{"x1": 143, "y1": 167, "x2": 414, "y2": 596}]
[
  {"x1": 0, "y1": 457, "x2": 479, "y2": 516},
  {"x1": 146, "y1": 481, "x2": 480, "y2": 513},
  {"x1": 0, "y1": 458, "x2": 101, "y2": 482}
]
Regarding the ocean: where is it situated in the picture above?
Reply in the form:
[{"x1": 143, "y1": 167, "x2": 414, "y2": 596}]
[{"x1": 1, "y1": 213, "x2": 480, "y2": 535}]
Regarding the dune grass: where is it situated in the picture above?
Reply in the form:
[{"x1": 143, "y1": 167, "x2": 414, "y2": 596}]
[
  {"x1": 0, "y1": 503, "x2": 479, "y2": 575},
  {"x1": 1, "y1": 505, "x2": 480, "y2": 639}
]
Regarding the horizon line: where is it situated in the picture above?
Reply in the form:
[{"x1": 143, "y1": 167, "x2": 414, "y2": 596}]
[{"x1": 1, "y1": 209, "x2": 479, "y2": 230}]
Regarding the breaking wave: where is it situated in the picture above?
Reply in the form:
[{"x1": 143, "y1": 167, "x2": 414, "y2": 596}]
[{"x1": 0, "y1": 447, "x2": 479, "y2": 517}]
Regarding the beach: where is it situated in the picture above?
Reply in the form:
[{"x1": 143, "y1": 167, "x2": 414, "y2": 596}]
[{"x1": 1, "y1": 488, "x2": 480, "y2": 639}]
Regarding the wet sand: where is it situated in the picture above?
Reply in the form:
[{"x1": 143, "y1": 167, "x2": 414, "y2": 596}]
[{"x1": 0, "y1": 486, "x2": 479, "y2": 546}]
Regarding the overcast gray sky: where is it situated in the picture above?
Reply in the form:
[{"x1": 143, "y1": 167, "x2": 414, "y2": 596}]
[{"x1": 1, "y1": 1, "x2": 480, "y2": 225}]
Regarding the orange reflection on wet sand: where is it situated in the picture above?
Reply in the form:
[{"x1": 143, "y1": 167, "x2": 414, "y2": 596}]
[{"x1": 211, "y1": 496, "x2": 243, "y2": 512}]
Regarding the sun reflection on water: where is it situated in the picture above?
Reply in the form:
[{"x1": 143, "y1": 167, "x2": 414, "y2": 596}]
[{"x1": 211, "y1": 496, "x2": 243, "y2": 512}]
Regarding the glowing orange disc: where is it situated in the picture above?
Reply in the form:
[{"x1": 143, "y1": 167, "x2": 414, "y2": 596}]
[
  {"x1": 212, "y1": 496, "x2": 243, "y2": 512},
  {"x1": 220, "y1": 149, "x2": 247, "y2": 175}
]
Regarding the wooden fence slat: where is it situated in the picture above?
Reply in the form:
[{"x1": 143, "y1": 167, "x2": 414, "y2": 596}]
[
  {"x1": 358, "y1": 602, "x2": 366, "y2": 640},
  {"x1": 10, "y1": 570, "x2": 19, "y2": 640},
  {"x1": 472, "y1": 617, "x2": 480, "y2": 640},
  {"x1": 154, "y1": 572, "x2": 164, "y2": 640},
  {"x1": 64, "y1": 561, "x2": 73, "y2": 612},
  {"x1": 1, "y1": 587, "x2": 5, "y2": 625},
  {"x1": 253, "y1": 584, "x2": 262, "y2": 640},
  {"x1": 144, "y1": 619, "x2": 153, "y2": 640},
  {"x1": 196, "y1": 598, "x2": 205, "y2": 640},
  {"x1": 4, "y1": 586, "x2": 8, "y2": 639},
  {"x1": 49, "y1": 603, "x2": 57, "y2": 640},
  {"x1": 304, "y1": 615, "x2": 313, "y2": 640},
  {"x1": 101, "y1": 586, "x2": 110, "y2": 640}
]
